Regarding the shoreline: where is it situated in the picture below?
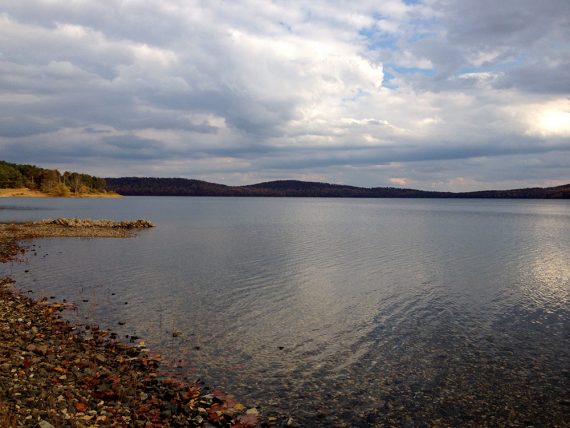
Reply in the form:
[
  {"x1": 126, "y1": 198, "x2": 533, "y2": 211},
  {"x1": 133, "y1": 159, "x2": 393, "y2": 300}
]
[
  {"x1": 0, "y1": 188, "x2": 122, "y2": 198},
  {"x1": 0, "y1": 220, "x2": 261, "y2": 427}
]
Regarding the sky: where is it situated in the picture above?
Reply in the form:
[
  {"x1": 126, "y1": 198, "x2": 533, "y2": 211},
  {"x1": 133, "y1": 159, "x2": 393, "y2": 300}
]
[{"x1": 1, "y1": 0, "x2": 569, "y2": 191}]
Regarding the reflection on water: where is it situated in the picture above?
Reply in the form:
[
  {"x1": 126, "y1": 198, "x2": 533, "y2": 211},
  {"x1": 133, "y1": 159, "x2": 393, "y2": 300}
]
[
  {"x1": 2, "y1": 197, "x2": 569, "y2": 426},
  {"x1": 524, "y1": 212, "x2": 570, "y2": 309}
]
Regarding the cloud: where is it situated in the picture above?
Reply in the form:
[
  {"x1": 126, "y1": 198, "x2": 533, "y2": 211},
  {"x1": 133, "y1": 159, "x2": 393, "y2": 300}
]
[
  {"x1": 0, "y1": 0, "x2": 568, "y2": 191},
  {"x1": 399, "y1": 0, "x2": 570, "y2": 93},
  {"x1": 389, "y1": 177, "x2": 408, "y2": 186},
  {"x1": 0, "y1": 117, "x2": 58, "y2": 138}
]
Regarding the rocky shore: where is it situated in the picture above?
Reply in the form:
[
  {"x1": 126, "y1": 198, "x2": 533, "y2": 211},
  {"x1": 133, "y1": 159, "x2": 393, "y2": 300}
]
[
  {"x1": 33, "y1": 218, "x2": 154, "y2": 229},
  {"x1": 0, "y1": 219, "x2": 261, "y2": 427},
  {"x1": 0, "y1": 219, "x2": 153, "y2": 263}
]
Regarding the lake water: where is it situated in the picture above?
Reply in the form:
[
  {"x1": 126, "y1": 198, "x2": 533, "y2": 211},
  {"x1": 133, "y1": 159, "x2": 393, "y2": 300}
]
[{"x1": 2, "y1": 197, "x2": 569, "y2": 426}]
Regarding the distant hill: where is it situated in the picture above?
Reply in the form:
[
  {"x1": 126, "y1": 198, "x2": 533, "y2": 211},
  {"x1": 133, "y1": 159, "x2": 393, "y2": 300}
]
[
  {"x1": 243, "y1": 180, "x2": 448, "y2": 197},
  {"x1": 452, "y1": 184, "x2": 570, "y2": 199},
  {"x1": 2, "y1": 160, "x2": 567, "y2": 198},
  {"x1": 104, "y1": 177, "x2": 234, "y2": 196},
  {"x1": 106, "y1": 177, "x2": 570, "y2": 199}
]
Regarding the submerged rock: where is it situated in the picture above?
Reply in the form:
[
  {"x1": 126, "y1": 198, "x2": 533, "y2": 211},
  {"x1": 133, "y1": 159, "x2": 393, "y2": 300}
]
[{"x1": 0, "y1": 279, "x2": 257, "y2": 427}]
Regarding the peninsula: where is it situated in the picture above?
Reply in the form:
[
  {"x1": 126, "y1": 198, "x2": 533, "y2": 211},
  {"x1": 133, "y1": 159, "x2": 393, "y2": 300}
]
[{"x1": 0, "y1": 161, "x2": 118, "y2": 198}]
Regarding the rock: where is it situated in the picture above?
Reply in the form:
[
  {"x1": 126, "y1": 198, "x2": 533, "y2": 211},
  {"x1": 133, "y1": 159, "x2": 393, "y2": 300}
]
[
  {"x1": 286, "y1": 416, "x2": 299, "y2": 427},
  {"x1": 402, "y1": 416, "x2": 414, "y2": 428},
  {"x1": 38, "y1": 421, "x2": 55, "y2": 428},
  {"x1": 34, "y1": 218, "x2": 154, "y2": 229}
]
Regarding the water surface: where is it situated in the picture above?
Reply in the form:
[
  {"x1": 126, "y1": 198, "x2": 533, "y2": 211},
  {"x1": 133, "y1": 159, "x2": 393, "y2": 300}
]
[{"x1": 2, "y1": 197, "x2": 569, "y2": 426}]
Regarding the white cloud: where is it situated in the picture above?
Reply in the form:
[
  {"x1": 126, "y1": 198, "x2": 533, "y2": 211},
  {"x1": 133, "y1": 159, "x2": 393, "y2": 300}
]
[
  {"x1": 0, "y1": 0, "x2": 568, "y2": 191},
  {"x1": 389, "y1": 177, "x2": 408, "y2": 186},
  {"x1": 511, "y1": 99, "x2": 570, "y2": 137}
]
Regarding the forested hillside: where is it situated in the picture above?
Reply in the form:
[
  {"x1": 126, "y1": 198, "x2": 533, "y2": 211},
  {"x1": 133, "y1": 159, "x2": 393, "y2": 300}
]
[
  {"x1": 106, "y1": 177, "x2": 570, "y2": 199},
  {"x1": 2, "y1": 160, "x2": 568, "y2": 198},
  {"x1": 105, "y1": 177, "x2": 234, "y2": 196},
  {"x1": 105, "y1": 177, "x2": 445, "y2": 197},
  {"x1": 0, "y1": 160, "x2": 108, "y2": 196},
  {"x1": 452, "y1": 184, "x2": 570, "y2": 199}
]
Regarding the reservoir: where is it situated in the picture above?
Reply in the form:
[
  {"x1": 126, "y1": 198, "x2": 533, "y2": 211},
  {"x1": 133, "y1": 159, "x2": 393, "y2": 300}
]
[{"x1": 2, "y1": 197, "x2": 569, "y2": 426}]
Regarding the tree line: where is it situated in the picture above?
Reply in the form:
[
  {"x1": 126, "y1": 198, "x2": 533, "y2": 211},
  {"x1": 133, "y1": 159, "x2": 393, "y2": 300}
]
[
  {"x1": 105, "y1": 177, "x2": 570, "y2": 199},
  {"x1": 0, "y1": 160, "x2": 107, "y2": 196},
  {"x1": 104, "y1": 177, "x2": 441, "y2": 197},
  {"x1": 2, "y1": 160, "x2": 568, "y2": 199}
]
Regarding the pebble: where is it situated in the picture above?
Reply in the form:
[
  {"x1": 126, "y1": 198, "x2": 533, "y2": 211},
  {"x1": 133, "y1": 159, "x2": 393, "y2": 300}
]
[{"x1": 286, "y1": 416, "x2": 299, "y2": 427}]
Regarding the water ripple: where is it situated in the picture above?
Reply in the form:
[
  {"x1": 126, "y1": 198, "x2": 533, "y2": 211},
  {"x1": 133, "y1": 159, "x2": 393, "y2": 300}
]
[{"x1": 7, "y1": 197, "x2": 570, "y2": 425}]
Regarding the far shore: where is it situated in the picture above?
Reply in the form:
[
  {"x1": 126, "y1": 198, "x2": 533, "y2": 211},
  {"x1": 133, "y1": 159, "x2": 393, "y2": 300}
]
[{"x1": 0, "y1": 188, "x2": 122, "y2": 198}]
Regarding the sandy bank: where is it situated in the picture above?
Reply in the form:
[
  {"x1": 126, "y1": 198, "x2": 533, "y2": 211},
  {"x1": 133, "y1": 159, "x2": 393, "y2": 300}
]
[
  {"x1": 0, "y1": 188, "x2": 122, "y2": 198},
  {"x1": 0, "y1": 188, "x2": 48, "y2": 198}
]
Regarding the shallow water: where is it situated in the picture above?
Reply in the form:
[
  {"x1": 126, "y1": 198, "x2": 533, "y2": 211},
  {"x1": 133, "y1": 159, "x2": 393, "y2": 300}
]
[{"x1": 2, "y1": 197, "x2": 569, "y2": 425}]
